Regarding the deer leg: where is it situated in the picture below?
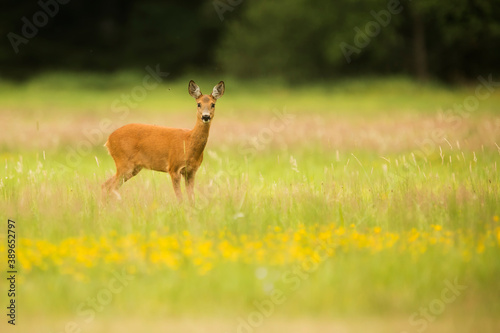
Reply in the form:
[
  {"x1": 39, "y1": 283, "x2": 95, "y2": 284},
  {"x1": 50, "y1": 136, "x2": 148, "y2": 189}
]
[
  {"x1": 102, "y1": 172, "x2": 123, "y2": 200},
  {"x1": 170, "y1": 171, "x2": 183, "y2": 202},
  {"x1": 103, "y1": 170, "x2": 122, "y2": 193},
  {"x1": 185, "y1": 172, "x2": 196, "y2": 203},
  {"x1": 124, "y1": 166, "x2": 143, "y2": 182},
  {"x1": 102, "y1": 165, "x2": 142, "y2": 199}
]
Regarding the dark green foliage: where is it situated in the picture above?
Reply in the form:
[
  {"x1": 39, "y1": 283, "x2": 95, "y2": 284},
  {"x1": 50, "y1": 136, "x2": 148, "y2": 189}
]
[{"x1": 1, "y1": 0, "x2": 499, "y2": 82}]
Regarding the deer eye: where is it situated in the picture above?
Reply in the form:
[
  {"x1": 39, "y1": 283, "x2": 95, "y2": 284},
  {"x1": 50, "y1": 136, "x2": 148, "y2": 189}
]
[
  {"x1": 197, "y1": 103, "x2": 201, "y2": 108},
  {"x1": 211, "y1": 103, "x2": 215, "y2": 108}
]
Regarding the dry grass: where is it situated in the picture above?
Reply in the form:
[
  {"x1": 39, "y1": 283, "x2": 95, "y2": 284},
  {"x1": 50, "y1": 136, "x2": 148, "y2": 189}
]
[{"x1": 2, "y1": 111, "x2": 499, "y2": 153}]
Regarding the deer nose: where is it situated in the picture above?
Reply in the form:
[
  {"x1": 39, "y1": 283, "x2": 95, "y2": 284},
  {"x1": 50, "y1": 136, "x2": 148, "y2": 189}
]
[{"x1": 201, "y1": 114, "x2": 211, "y2": 123}]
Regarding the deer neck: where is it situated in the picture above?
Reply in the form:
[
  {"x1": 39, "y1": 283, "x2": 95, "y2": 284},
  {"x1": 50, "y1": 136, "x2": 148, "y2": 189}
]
[{"x1": 186, "y1": 118, "x2": 211, "y2": 161}]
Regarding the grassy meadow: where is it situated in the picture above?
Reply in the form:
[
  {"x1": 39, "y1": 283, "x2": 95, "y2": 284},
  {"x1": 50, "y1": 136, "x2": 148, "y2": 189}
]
[{"x1": 1, "y1": 73, "x2": 499, "y2": 332}]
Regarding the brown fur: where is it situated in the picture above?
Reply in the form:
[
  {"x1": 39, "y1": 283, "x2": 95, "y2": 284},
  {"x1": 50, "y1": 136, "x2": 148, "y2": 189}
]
[{"x1": 102, "y1": 80, "x2": 225, "y2": 202}]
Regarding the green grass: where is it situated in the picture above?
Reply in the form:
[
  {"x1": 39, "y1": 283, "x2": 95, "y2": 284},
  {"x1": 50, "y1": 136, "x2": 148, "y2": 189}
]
[
  {"x1": 1, "y1": 73, "x2": 499, "y2": 332},
  {"x1": 1, "y1": 72, "x2": 499, "y2": 117}
]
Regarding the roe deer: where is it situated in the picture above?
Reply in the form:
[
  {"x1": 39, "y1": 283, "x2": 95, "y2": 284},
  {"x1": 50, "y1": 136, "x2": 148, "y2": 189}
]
[{"x1": 102, "y1": 80, "x2": 225, "y2": 202}]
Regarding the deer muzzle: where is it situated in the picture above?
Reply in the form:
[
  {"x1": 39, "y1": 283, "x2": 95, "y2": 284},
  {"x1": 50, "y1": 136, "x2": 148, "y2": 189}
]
[{"x1": 201, "y1": 113, "x2": 211, "y2": 123}]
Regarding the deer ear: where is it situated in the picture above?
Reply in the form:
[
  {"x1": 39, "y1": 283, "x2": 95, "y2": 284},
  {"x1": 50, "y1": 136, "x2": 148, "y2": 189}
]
[
  {"x1": 212, "y1": 81, "x2": 225, "y2": 100},
  {"x1": 188, "y1": 80, "x2": 202, "y2": 99}
]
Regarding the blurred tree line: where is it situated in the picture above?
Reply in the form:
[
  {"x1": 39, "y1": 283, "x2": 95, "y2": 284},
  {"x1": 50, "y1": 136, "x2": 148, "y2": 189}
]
[{"x1": 1, "y1": 0, "x2": 499, "y2": 82}]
